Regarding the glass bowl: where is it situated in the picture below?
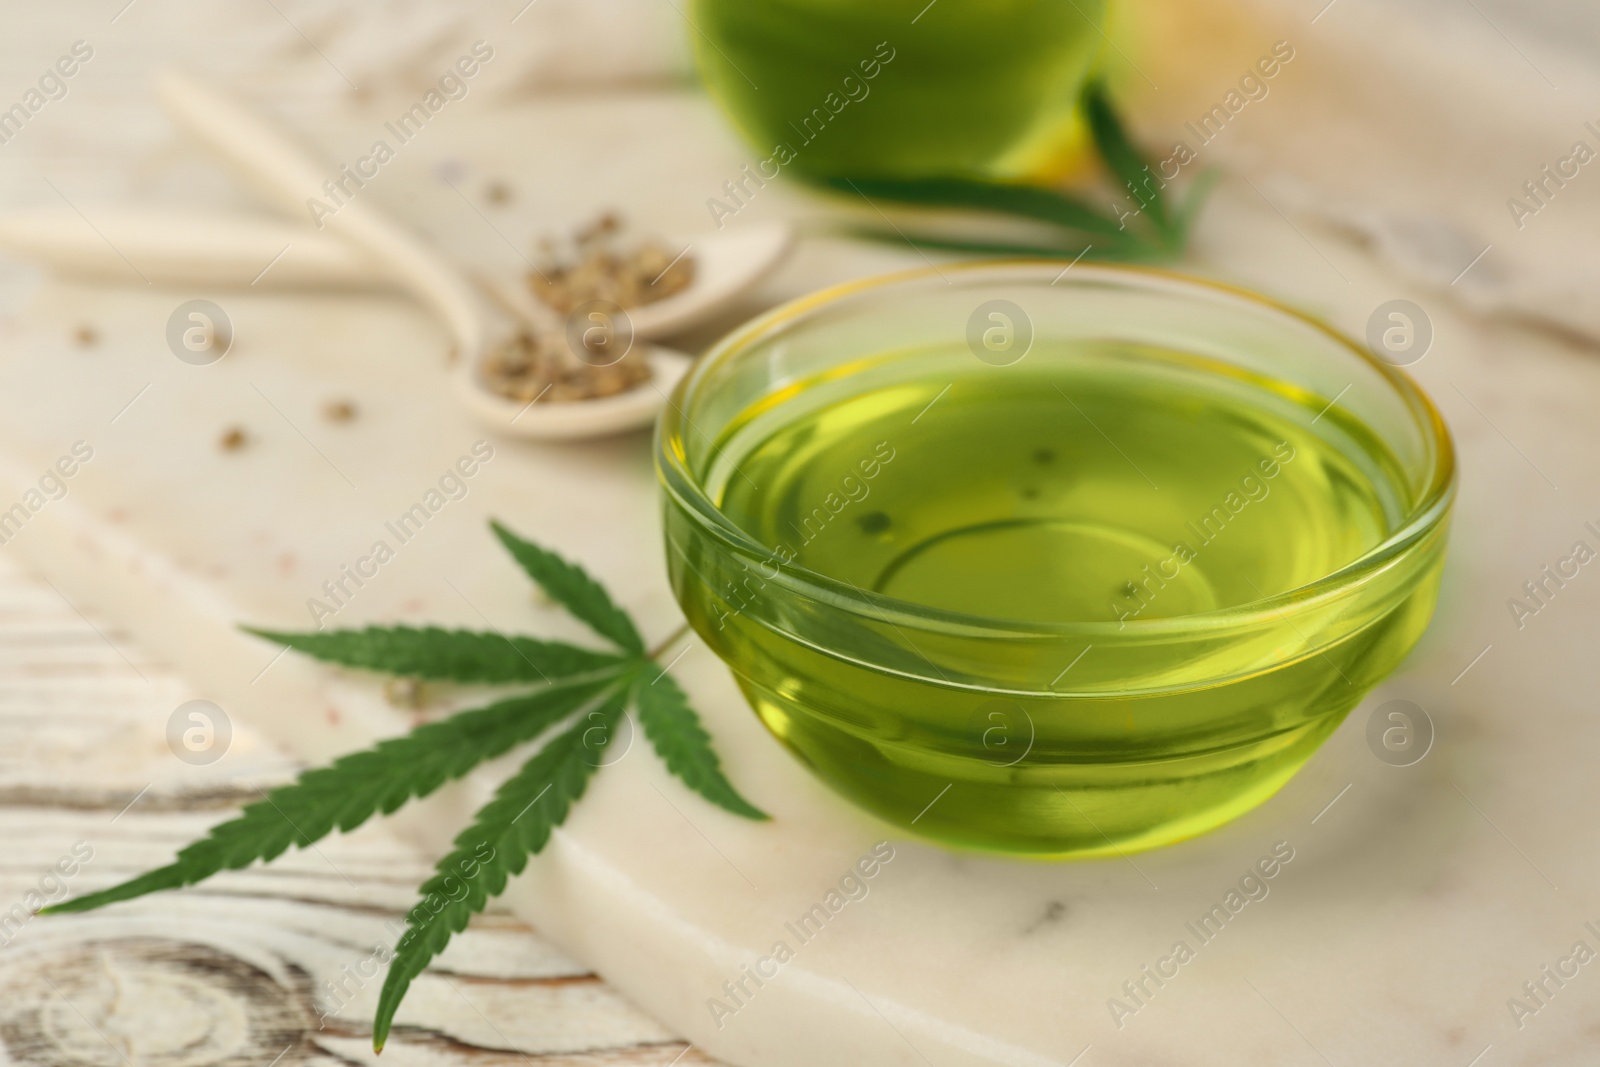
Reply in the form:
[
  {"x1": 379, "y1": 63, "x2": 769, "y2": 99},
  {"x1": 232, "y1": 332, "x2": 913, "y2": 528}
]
[{"x1": 655, "y1": 263, "x2": 1455, "y2": 857}]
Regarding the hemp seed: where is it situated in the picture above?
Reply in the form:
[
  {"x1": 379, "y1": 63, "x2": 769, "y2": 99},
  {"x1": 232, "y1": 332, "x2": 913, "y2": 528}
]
[{"x1": 528, "y1": 211, "x2": 695, "y2": 314}]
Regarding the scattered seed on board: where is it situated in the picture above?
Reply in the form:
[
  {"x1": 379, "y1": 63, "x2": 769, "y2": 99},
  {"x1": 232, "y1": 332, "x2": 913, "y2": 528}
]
[
  {"x1": 383, "y1": 677, "x2": 427, "y2": 709},
  {"x1": 73, "y1": 325, "x2": 98, "y2": 347},
  {"x1": 219, "y1": 427, "x2": 247, "y2": 451},
  {"x1": 322, "y1": 400, "x2": 357, "y2": 423}
]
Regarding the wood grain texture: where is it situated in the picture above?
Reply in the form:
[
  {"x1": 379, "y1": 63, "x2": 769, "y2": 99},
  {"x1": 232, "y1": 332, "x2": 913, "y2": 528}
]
[{"x1": 0, "y1": 556, "x2": 721, "y2": 1066}]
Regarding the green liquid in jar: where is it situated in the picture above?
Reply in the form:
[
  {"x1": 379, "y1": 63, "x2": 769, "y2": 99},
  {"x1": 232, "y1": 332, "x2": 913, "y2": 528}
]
[
  {"x1": 689, "y1": 0, "x2": 1110, "y2": 181},
  {"x1": 673, "y1": 343, "x2": 1444, "y2": 855}
]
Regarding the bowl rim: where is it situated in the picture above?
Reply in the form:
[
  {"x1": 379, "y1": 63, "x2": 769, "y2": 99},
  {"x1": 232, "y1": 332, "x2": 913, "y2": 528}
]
[{"x1": 656, "y1": 260, "x2": 1457, "y2": 638}]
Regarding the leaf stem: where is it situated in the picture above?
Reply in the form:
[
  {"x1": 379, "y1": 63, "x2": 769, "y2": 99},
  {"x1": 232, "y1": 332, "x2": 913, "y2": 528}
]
[{"x1": 646, "y1": 622, "x2": 692, "y2": 661}]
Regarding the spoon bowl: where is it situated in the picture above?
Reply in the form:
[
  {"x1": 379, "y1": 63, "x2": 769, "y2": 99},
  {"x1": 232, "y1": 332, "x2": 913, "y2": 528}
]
[
  {"x1": 454, "y1": 345, "x2": 691, "y2": 441},
  {"x1": 624, "y1": 222, "x2": 792, "y2": 339}
]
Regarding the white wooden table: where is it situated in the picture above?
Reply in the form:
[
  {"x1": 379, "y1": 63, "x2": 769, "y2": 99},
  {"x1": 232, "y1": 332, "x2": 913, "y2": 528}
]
[{"x1": 0, "y1": 552, "x2": 717, "y2": 1066}]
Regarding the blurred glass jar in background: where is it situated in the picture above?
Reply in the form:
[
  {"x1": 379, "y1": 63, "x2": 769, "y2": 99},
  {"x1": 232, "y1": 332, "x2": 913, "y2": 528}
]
[{"x1": 689, "y1": 0, "x2": 1112, "y2": 182}]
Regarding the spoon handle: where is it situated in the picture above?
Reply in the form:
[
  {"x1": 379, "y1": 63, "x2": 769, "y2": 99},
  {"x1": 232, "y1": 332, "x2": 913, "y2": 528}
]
[
  {"x1": 154, "y1": 69, "x2": 485, "y2": 358},
  {"x1": 0, "y1": 208, "x2": 378, "y2": 289}
]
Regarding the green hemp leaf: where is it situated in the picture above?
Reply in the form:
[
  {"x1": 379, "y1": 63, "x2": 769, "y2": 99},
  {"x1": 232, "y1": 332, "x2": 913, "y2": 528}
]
[
  {"x1": 825, "y1": 77, "x2": 1216, "y2": 263},
  {"x1": 44, "y1": 521, "x2": 767, "y2": 1052}
]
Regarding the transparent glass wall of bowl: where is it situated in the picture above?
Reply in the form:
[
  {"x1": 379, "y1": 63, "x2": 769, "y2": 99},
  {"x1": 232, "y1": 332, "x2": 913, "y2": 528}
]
[{"x1": 657, "y1": 265, "x2": 1454, "y2": 855}]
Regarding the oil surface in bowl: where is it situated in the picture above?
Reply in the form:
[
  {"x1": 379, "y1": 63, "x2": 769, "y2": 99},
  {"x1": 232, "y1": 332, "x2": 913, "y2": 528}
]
[
  {"x1": 711, "y1": 344, "x2": 1405, "y2": 625},
  {"x1": 680, "y1": 341, "x2": 1437, "y2": 855}
]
